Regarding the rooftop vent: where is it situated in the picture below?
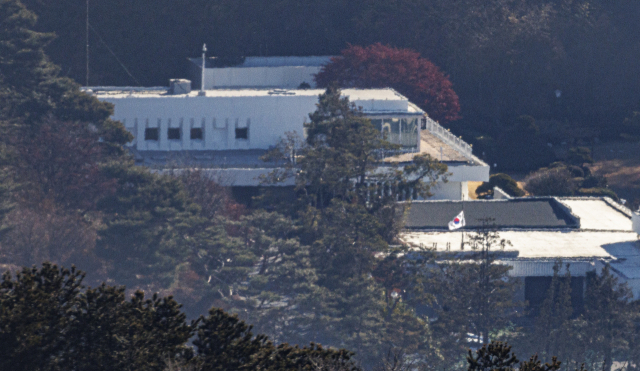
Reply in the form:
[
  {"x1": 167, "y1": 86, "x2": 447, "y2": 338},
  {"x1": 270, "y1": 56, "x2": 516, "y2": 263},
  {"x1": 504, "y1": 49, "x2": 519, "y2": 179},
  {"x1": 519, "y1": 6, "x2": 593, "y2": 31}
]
[
  {"x1": 169, "y1": 79, "x2": 192, "y2": 95},
  {"x1": 268, "y1": 89, "x2": 295, "y2": 96}
]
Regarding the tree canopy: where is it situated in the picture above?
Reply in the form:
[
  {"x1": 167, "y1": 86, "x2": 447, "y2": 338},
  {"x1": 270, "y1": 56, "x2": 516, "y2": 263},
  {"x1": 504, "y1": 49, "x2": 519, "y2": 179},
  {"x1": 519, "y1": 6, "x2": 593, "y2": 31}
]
[{"x1": 315, "y1": 44, "x2": 461, "y2": 123}]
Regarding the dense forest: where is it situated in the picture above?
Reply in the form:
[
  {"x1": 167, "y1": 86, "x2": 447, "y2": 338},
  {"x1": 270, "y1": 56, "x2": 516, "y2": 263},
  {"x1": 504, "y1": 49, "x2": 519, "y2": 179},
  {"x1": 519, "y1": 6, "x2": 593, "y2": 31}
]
[
  {"x1": 2, "y1": 0, "x2": 640, "y2": 369},
  {"x1": 20, "y1": 0, "x2": 640, "y2": 137}
]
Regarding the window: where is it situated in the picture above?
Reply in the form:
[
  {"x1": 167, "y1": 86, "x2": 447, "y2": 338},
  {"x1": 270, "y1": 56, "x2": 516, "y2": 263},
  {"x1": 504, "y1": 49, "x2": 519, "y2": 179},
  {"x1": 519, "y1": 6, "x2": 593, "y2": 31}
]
[
  {"x1": 235, "y1": 127, "x2": 248, "y2": 140},
  {"x1": 168, "y1": 128, "x2": 181, "y2": 140},
  {"x1": 190, "y1": 127, "x2": 203, "y2": 140},
  {"x1": 144, "y1": 128, "x2": 159, "y2": 141}
]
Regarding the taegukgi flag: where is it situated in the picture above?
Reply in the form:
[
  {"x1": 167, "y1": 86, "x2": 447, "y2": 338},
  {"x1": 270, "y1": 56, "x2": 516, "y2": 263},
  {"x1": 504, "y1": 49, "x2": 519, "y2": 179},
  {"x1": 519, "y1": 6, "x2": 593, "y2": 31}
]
[{"x1": 448, "y1": 211, "x2": 465, "y2": 230}]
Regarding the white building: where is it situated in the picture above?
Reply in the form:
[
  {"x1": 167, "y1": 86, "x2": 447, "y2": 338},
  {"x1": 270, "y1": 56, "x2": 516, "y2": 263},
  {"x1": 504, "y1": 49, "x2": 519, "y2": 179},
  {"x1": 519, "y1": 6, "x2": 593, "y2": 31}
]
[
  {"x1": 401, "y1": 197, "x2": 640, "y2": 303},
  {"x1": 87, "y1": 56, "x2": 489, "y2": 200}
]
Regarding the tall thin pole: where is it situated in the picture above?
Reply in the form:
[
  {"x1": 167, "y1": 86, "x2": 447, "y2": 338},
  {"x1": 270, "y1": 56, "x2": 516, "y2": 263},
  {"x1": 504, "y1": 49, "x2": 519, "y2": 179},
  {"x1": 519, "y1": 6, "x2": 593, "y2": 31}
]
[
  {"x1": 199, "y1": 43, "x2": 207, "y2": 95},
  {"x1": 85, "y1": 0, "x2": 89, "y2": 86},
  {"x1": 461, "y1": 200, "x2": 465, "y2": 250}
]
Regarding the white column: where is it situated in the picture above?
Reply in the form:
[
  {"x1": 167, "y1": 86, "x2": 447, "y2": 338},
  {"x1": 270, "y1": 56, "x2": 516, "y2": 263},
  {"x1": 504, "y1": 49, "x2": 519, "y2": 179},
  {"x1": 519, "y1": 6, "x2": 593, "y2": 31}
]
[{"x1": 158, "y1": 118, "x2": 167, "y2": 150}]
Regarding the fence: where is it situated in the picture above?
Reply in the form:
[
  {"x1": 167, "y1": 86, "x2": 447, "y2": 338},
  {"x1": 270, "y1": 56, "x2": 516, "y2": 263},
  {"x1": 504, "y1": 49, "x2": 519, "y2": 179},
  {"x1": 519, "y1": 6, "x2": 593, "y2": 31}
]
[{"x1": 423, "y1": 116, "x2": 473, "y2": 159}]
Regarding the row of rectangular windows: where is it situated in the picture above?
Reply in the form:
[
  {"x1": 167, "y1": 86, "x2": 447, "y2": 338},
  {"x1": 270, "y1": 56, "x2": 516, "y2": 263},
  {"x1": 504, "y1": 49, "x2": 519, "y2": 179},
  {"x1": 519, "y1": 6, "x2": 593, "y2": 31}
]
[{"x1": 143, "y1": 127, "x2": 248, "y2": 141}]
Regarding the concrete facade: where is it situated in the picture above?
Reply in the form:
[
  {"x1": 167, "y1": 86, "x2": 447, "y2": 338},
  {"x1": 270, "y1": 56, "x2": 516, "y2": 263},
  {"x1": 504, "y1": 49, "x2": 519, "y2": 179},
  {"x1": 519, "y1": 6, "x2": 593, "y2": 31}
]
[
  {"x1": 96, "y1": 88, "x2": 421, "y2": 152},
  {"x1": 188, "y1": 56, "x2": 333, "y2": 89}
]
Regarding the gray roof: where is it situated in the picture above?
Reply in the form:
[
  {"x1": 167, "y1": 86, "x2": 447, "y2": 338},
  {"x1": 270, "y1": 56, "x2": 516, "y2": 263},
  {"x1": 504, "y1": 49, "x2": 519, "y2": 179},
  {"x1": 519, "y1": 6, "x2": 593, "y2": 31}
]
[{"x1": 403, "y1": 199, "x2": 580, "y2": 230}]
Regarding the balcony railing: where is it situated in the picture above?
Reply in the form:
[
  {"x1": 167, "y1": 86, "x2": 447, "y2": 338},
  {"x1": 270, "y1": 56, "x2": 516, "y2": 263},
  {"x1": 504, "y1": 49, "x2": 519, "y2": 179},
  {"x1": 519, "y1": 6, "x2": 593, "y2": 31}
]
[{"x1": 423, "y1": 116, "x2": 473, "y2": 159}]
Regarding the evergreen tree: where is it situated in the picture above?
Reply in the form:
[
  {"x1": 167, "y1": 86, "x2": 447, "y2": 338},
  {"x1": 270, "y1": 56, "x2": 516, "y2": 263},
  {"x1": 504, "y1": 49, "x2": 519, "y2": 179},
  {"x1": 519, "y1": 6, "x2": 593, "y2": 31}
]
[
  {"x1": 264, "y1": 87, "x2": 447, "y2": 281},
  {"x1": 0, "y1": 263, "x2": 194, "y2": 371},
  {"x1": 262, "y1": 87, "x2": 447, "y2": 367},
  {"x1": 581, "y1": 265, "x2": 635, "y2": 371},
  {"x1": 0, "y1": 0, "x2": 130, "y2": 140},
  {"x1": 430, "y1": 222, "x2": 520, "y2": 365},
  {"x1": 194, "y1": 307, "x2": 361, "y2": 371},
  {"x1": 467, "y1": 342, "x2": 519, "y2": 371},
  {"x1": 467, "y1": 341, "x2": 562, "y2": 371},
  {"x1": 526, "y1": 262, "x2": 576, "y2": 370},
  {"x1": 96, "y1": 163, "x2": 201, "y2": 285}
]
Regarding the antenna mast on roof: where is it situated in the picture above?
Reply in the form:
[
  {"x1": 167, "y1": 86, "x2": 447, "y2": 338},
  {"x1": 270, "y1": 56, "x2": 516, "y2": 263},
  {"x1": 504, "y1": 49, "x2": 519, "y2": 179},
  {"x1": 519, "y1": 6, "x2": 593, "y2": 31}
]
[
  {"x1": 85, "y1": 0, "x2": 89, "y2": 86},
  {"x1": 198, "y1": 43, "x2": 207, "y2": 96}
]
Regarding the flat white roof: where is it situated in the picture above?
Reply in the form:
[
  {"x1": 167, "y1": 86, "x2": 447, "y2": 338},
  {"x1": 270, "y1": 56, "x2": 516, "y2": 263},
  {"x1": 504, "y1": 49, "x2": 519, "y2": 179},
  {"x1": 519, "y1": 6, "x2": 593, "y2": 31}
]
[
  {"x1": 401, "y1": 230, "x2": 638, "y2": 259},
  {"x1": 561, "y1": 198, "x2": 632, "y2": 231},
  {"x1": 90, "y1": 88, "x2": 410, "y2": 101}
]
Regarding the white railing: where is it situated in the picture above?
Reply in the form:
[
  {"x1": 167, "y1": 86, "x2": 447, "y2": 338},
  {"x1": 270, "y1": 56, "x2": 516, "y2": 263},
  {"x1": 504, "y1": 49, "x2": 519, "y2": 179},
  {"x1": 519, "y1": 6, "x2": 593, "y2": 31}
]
[{"x1": 423, "y1": 117, "x2": 473, "y2": 159}]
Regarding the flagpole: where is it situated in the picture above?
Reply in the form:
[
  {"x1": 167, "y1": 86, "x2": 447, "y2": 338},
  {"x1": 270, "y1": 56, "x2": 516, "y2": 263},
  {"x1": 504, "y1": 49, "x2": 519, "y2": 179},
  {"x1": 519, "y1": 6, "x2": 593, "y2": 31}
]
[{"x1": 461, "y1": 199, "x2": 465, "y2": 250}]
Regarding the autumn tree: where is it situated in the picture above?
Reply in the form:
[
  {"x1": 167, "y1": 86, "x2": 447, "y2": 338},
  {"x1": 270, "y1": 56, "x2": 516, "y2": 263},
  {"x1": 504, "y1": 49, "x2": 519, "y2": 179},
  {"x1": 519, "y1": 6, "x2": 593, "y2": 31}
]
[{"x1": 315, "y1": 44, "x2": 460, "y2": 123}]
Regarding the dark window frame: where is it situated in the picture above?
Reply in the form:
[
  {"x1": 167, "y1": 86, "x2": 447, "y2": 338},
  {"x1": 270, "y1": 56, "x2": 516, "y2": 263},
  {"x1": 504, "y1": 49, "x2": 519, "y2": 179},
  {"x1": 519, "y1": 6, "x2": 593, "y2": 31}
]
[
  {"x1": 235, "y1": 127, "x2": 248, "y2": 140},
  {"x1": 144, "y1": 128, "x2": 159, "y2": 141},
  {"x1": 167, "y1": 128, "x2": 181, "y2": 140},
  {"x1": 190, "y1": 127, "x2": 203, "y2": 140}
]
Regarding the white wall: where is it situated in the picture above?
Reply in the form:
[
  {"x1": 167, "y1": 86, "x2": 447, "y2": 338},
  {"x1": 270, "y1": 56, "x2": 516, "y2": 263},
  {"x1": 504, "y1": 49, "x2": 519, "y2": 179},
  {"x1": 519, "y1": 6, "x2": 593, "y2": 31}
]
[
  {"x1": 106, "y1": 95, "x2": 317, "y2": 151},
  {"x1": 447, "y1": 163, "x2": 490, "y2": 182},
  {"x1": 493, "y1": 186, "x2": 512, "y2": 200},
  {"x1": 429, "y1": 181, "x2": 465, "y2": 200},
  {"x1": 204, "y1": 66, "x2": 322, "y2": 89},
  {"x1": 103, "y1": 91, "x2": 416, "y2": 152}
]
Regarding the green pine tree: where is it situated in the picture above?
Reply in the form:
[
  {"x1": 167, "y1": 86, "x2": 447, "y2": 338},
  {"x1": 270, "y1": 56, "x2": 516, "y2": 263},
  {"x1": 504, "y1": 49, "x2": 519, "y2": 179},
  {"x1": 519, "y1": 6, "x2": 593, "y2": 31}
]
[
  {"x1": 526, "y1": 261, "x2": 576, "y2": 370},
  {"x1": 581, "y1": 265, "x2": 635, "y2": 371}
]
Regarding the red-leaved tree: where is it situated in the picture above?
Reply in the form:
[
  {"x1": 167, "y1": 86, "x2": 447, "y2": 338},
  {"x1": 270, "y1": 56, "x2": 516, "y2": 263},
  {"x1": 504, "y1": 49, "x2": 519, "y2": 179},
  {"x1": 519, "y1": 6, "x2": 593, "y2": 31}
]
[{"x1": 315, "y1": 43, "x2": 461, "y2": 123}]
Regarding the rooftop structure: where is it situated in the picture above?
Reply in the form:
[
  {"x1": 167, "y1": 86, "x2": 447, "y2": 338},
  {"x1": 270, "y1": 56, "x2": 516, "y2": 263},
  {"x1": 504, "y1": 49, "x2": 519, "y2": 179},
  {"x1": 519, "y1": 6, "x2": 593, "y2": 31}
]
[
  {"x1": 400, "y1": 197, "x2": 640, "y2": 299},
  {"x1": 188, "y1": 56, "x2": 334, "y2": 89}
]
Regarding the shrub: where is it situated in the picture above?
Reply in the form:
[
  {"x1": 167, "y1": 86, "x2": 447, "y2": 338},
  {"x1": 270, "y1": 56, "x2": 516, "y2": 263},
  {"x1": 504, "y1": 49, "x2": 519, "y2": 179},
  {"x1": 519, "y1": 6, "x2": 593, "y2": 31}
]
[
  {"x1": 581, "y1": 175, "x2": 607, "y2": 188},
  {"x1": 566, "y1": 165, "x2": 585, "y2": 178},
  {"x1": 576, "y1": 187, "x2": 619, "y2": 201},
  {"x1": 524, "y1": 168, "x2": 576, "y2": 196},
  {"x1": 567, "y1": 147, "x2": 593, "y2": 166},
  {"x1": 476, "y1": 173, "x2": 525, "y2": 197},
  {"x1": 548, "y1": 162, "x2": 584, "y2": 177}
]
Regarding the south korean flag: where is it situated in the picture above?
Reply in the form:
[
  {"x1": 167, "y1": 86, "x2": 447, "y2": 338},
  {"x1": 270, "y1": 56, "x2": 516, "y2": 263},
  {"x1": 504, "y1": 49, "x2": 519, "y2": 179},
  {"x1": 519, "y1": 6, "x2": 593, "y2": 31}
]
[{"x1": 448, "y1": 211, "x2": 465, "y2": 230}]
